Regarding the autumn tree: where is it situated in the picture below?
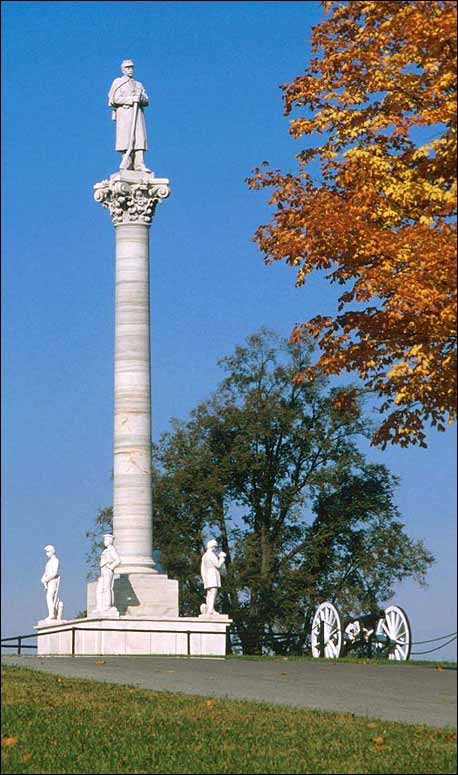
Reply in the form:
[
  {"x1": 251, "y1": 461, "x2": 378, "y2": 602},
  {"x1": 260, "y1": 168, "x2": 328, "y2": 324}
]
[
  {"x1": 87, "y1": 329, "x2": 433, "y2": 653},
  {"x1": 248, "y1": 1, "x2": 457, "y2": 448}
]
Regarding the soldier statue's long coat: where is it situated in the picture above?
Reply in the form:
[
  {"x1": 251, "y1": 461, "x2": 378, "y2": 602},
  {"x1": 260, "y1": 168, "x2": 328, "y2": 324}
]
[
  {"x1": 108, "y1": 76, "x2": 148, "y2": 151},
  {"x1": 201, "y1": 548, "x2": 225, "y2": 590}
]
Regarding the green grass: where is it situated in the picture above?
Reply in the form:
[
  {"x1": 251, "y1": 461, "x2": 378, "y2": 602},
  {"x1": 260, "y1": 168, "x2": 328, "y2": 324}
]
[{"x1": 1, "y1": 665, "x2": 456, "y2": 774}]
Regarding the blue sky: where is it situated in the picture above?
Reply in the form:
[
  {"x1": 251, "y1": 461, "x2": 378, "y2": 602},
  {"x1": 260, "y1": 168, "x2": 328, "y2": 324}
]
[{"x1": 2, "y1": 0, "x2": 456, "y2": 659}]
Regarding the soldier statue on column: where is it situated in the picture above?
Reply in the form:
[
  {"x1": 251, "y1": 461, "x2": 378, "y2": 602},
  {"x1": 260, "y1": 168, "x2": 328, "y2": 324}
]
[{"x1": 108, "y1": 59, "x2": 150, "y2": 172}]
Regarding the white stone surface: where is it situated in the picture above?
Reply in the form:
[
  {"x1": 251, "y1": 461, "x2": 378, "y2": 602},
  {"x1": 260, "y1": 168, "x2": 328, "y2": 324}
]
[
  {"x1": 108, "y1": 60, "x2": 149, "y2": 171},
  {"x1": 114, "y1": 219, "x2": 153, "y2": 572},
  {"x1": 93, "y1": 171, "x2": 170, "y2": 579},
  {"x1": 35, "y1": 617, "x2": 231, "y2": 657},
  {"x1": 94, "y1": 172, "x2": 169, "y2": 227},
  {"x1": 87, "y1": 572, "x2": 179, "y2": 618},
  {"x1": 200, "y1": 539, "x2": 226, "y2": 615},
  {"x1": 93, "y1": 534, "x2": 121, "y2": 615},
  {"x1": 198, "y1": 611, "x2": 230, "y2": 621},
  {"x1": 40, "y1": 545, "x2": 63, "y2": 621},
  {"x1": 91, "y1": 167, "x2": 209, "y2": 647},
  {"x1": 37, "y1": 618, "x2": 68, "y2": 627}
]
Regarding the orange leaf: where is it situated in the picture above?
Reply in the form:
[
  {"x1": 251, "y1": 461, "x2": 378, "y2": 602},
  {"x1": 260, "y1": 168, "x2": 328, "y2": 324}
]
[{"x1": 2, "y1": 736, "x2": 18, "y2": 748}]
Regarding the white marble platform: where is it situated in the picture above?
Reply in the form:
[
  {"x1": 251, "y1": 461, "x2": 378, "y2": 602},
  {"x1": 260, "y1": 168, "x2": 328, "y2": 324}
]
[{"x1": 34, "y1": 616, "x2": 231, "y2": 657}]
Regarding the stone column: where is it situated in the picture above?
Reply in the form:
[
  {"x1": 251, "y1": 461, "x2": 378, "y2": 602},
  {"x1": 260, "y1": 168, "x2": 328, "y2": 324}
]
[
  {"x1": 92, "y1": 170, "x2": 179, "y2": 617},
  {"x1": 113, "y1": 219, "x2": 153, "y2": 573}
]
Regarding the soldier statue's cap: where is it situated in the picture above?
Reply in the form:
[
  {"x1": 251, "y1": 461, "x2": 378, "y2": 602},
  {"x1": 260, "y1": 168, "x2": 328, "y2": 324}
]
[
  {"x1": 206, "y1": 539, "x2": 218, "y2": 549},
  {"x1": 103, "y1": 533, "x2": 114, "y2": 539},
  {"x1": 44, "y1": 544, "x2": 55, "y2": 552},
  {"x1": 121, "y1": 59, "x2": 134, "y2": 67}
]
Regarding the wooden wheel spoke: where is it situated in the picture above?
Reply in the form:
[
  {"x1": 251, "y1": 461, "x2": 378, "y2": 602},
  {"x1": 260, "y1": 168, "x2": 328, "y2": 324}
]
[
  {"x1": 381, "y1": 621, "x2": 391, "y2": 638},
  {"x1": 386, "y1": 613, "x2": 396, "y2": 639},
  {"x1": 311, "y1": 602, "x2": 342, "y2": 659},
  {"x1": 382, "y1": 606, "x2": 411, "y2": 661}
]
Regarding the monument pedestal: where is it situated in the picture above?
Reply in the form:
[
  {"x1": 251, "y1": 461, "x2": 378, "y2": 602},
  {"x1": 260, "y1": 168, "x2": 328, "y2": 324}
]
[
  {"x1": 87, "y1": 573, "x2": 179, "y2": 618},
  {"x1": 89, "y1": 607, "x2": 120, "y2": 618},
  {"x1": 35, "y1": 616, "x2": 231, "y2": 657},
  {"x1": 37, "y1": 618, "x2": 67, "y2": 627}
]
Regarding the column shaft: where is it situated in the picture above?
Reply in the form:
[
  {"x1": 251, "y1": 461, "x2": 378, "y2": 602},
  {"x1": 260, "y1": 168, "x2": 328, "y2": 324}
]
[{"x1": 113, "y1": 222, "x2": 154, "y2": 572}]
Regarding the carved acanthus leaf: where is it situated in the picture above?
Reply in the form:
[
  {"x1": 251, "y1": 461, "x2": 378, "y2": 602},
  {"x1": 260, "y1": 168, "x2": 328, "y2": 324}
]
[{"x1": 94, "y1": 178, "x2": 170, "y2": 225}]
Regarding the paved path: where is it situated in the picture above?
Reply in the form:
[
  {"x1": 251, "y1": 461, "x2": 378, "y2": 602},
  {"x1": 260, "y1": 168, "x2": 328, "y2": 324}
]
[{"x1": 2, "y1": 655, "x2": 456, "y2": 728}]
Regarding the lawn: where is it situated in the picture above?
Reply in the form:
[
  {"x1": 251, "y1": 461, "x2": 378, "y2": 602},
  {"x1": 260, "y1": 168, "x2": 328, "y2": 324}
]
[{"x1": 2, "y1": 664, "x2": 456, "y2": 774}]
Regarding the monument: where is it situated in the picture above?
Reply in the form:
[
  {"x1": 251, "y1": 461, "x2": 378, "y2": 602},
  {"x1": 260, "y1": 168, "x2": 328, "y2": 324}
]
[{"x1": 34, "y1": 60, "x2": 231, "y2": 656}]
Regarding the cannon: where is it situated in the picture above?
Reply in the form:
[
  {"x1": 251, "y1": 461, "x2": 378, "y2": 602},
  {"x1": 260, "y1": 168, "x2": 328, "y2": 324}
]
[{"x1": 310, "y1": 601, "x2": 411, "y2": 660}]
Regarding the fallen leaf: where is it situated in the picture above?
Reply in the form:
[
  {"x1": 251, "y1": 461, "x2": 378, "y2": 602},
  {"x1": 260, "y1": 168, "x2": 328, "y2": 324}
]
[
  {"x1": 2, "y1": 737, "x2": 18, "y2": 748},
  {"x1": 367, "y1": 722, "x2": 378, "y2": 729},
  {"x1": 206, "y1": 700, "x2": 214, "y2": 708},
  {"x1": 95, "y1": 660, "x2": 106, "y2": 666},
  {"x1": 21, "y1": 753, "x2": 33, "y2": 763},
  {"x1": 373, "y1": 736, "x2": 386, "y2": 746}
]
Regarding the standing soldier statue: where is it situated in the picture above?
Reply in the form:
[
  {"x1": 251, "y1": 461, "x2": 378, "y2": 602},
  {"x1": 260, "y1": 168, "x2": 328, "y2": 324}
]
[
  {"x1": 94, "y1": 534, "x2": 121, "y2": 615},
  {"x1": 40, "y1": 545, "x2": 64, "y2": 622},
  {"x1": 108, "y1": 59, "x2": 150, "y2": 172},
  {"x1": 200, "y1": 539, "x2": 227, "y2": 617}
]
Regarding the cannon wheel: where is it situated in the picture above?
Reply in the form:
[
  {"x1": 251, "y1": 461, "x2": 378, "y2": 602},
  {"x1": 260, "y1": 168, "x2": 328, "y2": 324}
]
[
  {"x1": 376, "y1": 605, "x2": 411, "y2": 660},
  {"x1": 311, "y1": 602, "x2": 343, "y2": 658}
]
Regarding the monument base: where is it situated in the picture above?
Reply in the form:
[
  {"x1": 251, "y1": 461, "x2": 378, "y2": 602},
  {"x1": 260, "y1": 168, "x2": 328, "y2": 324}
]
[
  {"x1": 34, "y1": 616, "x2": 231, "y2": 657},
  {"x1": 87, "y1": 573, "x2": 179, "y2": 618},
  {"x1": 37, "y1": 618, "x2": 67, "y2": 627},
  {"x1": 88, "y1": 607, "x2": 119, "y2": 619}
]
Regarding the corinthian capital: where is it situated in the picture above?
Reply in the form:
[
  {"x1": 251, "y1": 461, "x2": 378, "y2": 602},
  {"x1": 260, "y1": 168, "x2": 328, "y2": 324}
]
[{"x1": 94, "y1": 171, "x2": 170, "y2": 226}]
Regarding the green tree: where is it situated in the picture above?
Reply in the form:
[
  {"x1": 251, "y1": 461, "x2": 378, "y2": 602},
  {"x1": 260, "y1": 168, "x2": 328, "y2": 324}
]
[{"x1": 87, "y1": 329, "x2": 433, "y2": 653}]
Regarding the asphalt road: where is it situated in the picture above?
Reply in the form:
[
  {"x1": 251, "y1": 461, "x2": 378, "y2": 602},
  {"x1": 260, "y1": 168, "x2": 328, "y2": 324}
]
[{"x1": 2, "y1": 655, "x2": 456, "y2": 729}]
